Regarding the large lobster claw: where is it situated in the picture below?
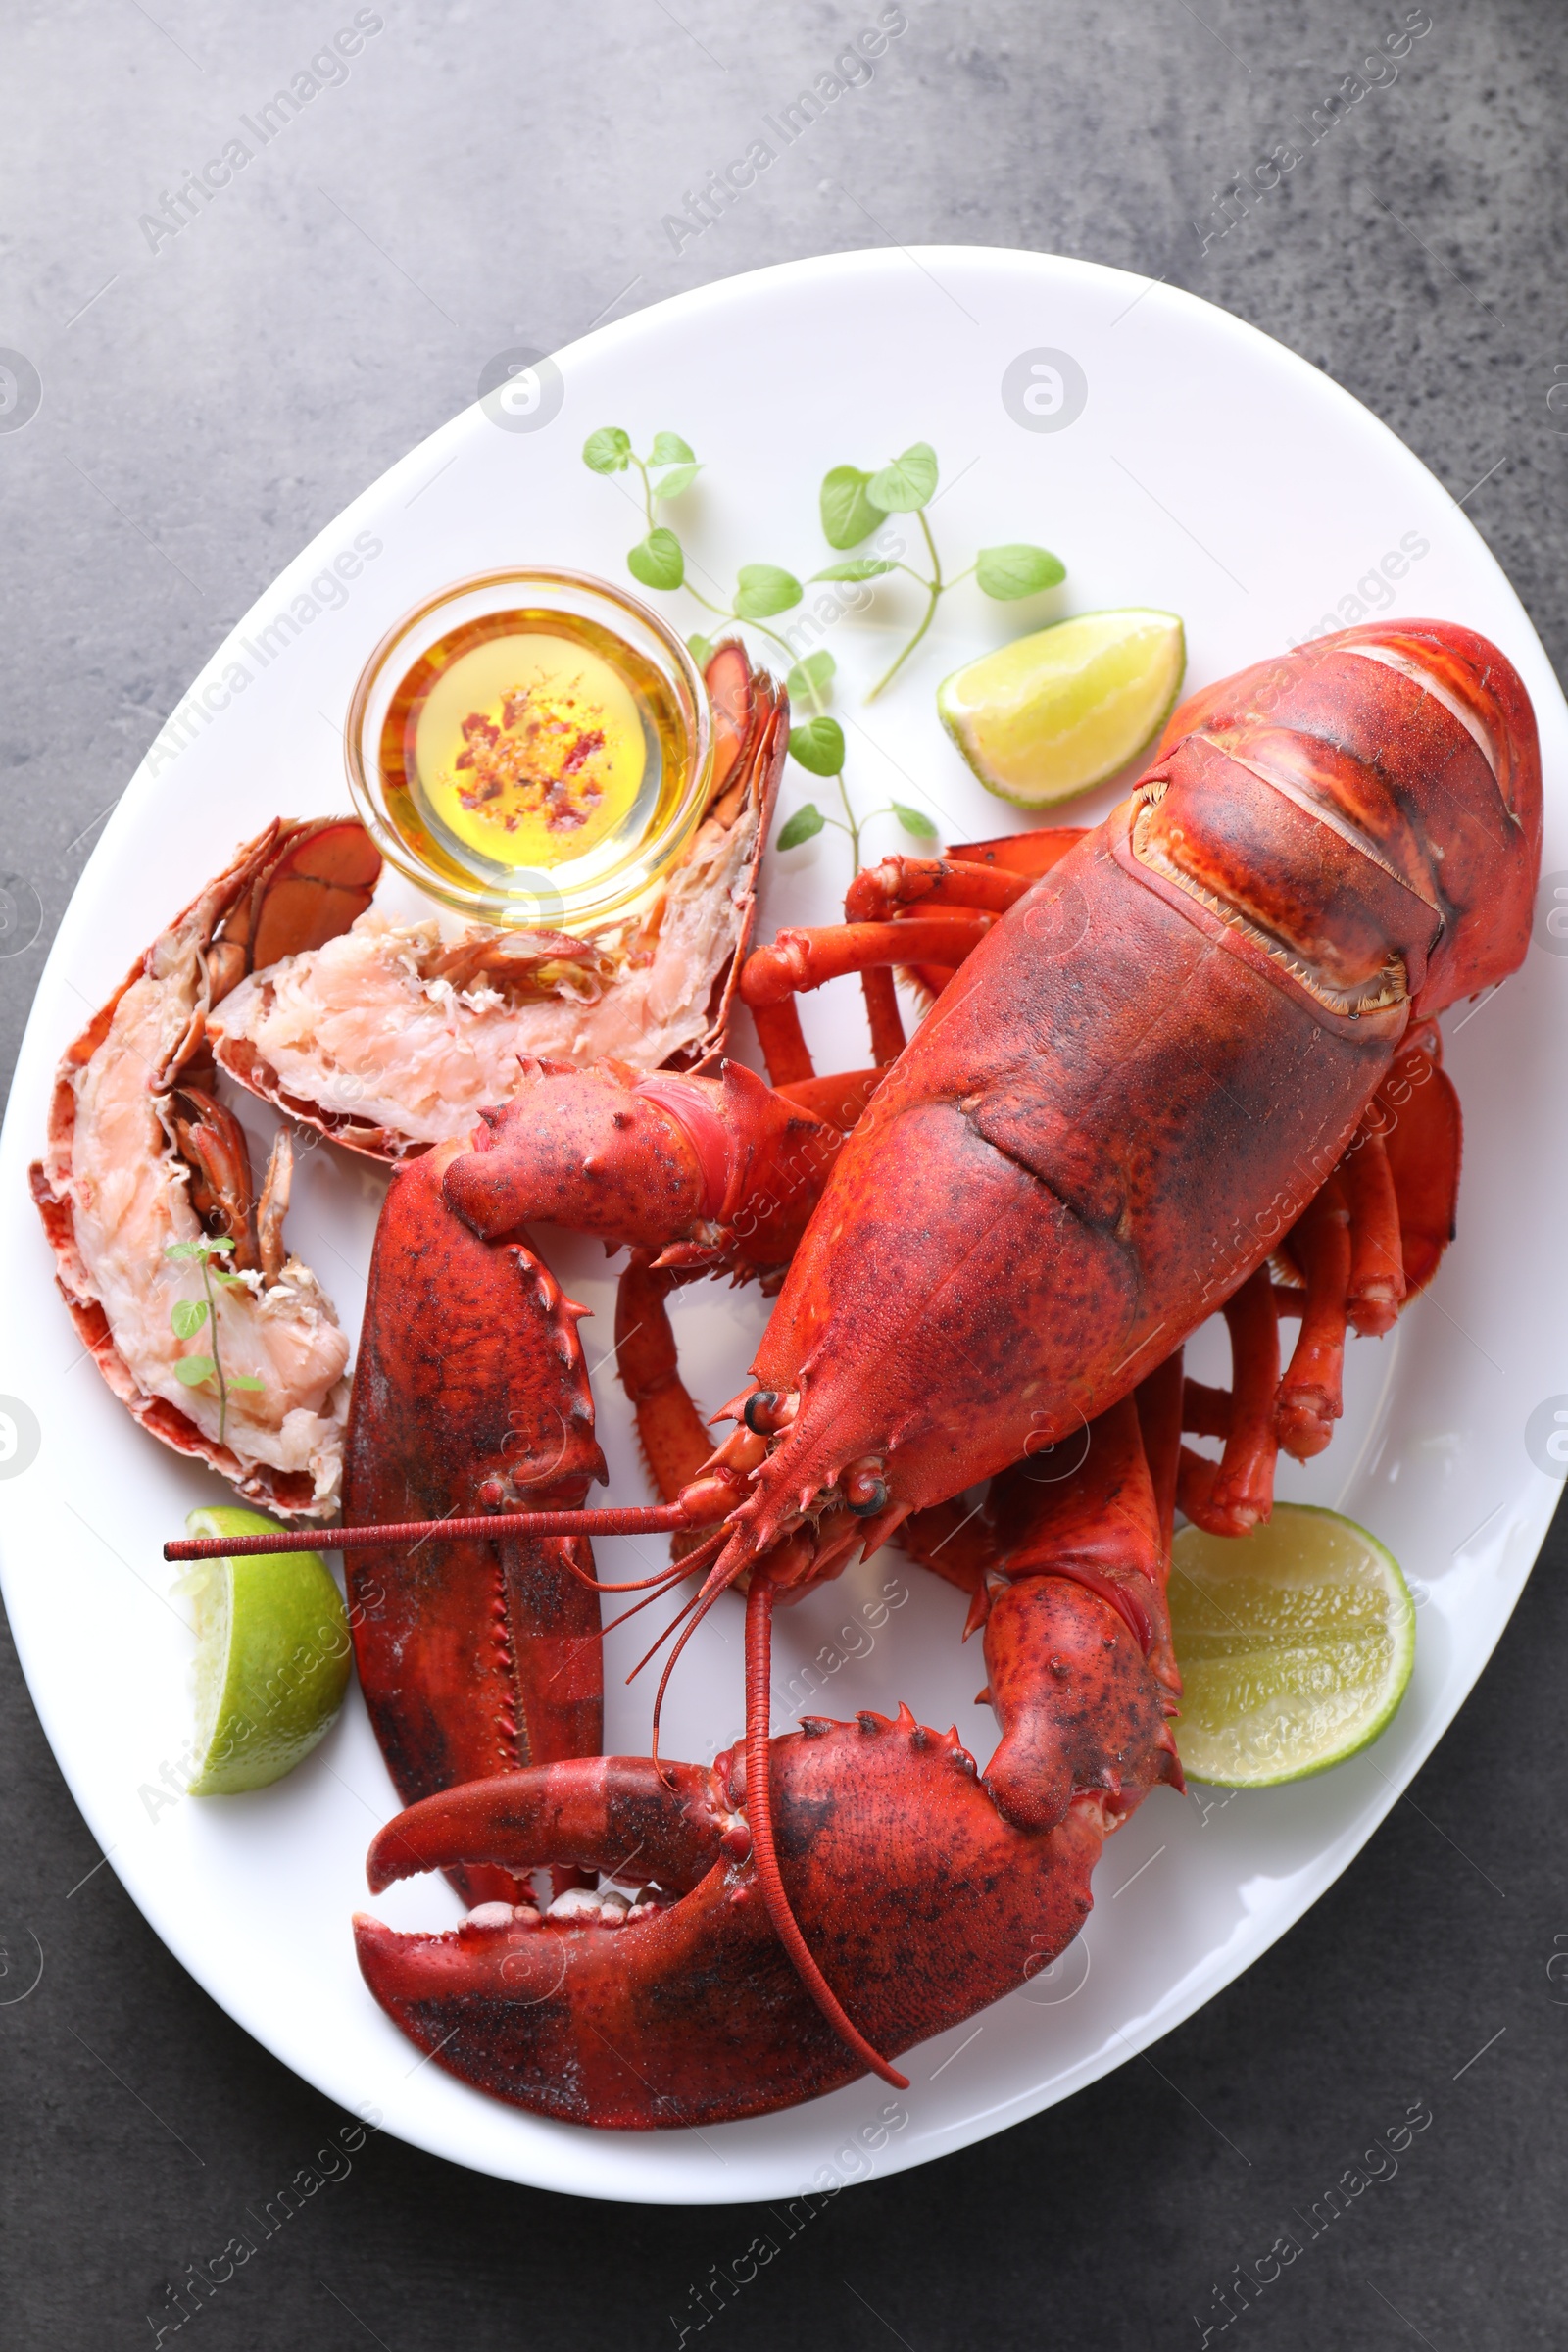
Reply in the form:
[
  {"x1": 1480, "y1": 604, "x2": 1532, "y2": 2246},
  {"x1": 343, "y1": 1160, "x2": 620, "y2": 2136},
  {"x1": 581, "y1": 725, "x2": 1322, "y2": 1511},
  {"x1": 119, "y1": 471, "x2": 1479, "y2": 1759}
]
[
  {"x1": 354, "y1": 1655, "x2": 1163, "y2": 2128},
  {"x1": 343, "y1": 1139, "x2": 608, "y2": 1905},
  {"x1": 354, "y1": 1384, "x2": 1186, "y2": 2126}
]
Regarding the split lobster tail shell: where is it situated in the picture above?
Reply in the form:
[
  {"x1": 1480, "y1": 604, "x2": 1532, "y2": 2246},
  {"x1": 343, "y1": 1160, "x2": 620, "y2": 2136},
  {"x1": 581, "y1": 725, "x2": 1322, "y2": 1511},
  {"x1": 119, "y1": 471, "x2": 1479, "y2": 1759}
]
[{"x1": 29, "y1": 817, "x2": 380, "y2": 1516}]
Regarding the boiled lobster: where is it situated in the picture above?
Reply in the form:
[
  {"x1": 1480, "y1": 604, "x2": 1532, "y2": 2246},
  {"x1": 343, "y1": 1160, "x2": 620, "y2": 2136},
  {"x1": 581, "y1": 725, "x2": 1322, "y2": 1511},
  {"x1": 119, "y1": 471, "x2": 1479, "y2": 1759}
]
[{"x1": 169, "y1": 620, "x2": 1541, "y2": 2126}]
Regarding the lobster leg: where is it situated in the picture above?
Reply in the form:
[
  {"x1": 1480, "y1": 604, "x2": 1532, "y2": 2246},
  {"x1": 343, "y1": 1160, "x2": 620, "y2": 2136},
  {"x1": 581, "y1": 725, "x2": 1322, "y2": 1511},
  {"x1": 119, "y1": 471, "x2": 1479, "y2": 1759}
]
[
  {"x1": 980, "y1": 1392, "x2": 1183, "y2": 1829},
  {"x1": 1378, "y1": 1020, "x2": 1461, "y2": 1297},
  {"x1": 863, "y1": 830, "x2": 1089, "y2": 999},
  {"x1": 1178, "y1": 1267, "x2": 1281, "y2": 1535},
  {"x1": 742, "y1": 829, "x2": 1088, "y2": 1086},
  {"x1": 842, "y1": 859, "x2": 1039, "y2": 1064},
  {"x1": 744, "y1": 916, "x2": 996, "y2": 1077},
  {"x1": 843, "y1": 855, "x2": 1037, "y2": 922},
  {"x1": 1276, "y1": 1178, "x2": 1351, "y2": 1460},
  {"x1": 742, "y1": 917, "x2": 999, "y2": 1004},
  {"x1": 1339, "y1": 1121, "x2": 1405, "y2": 1337},
  {"x1": 943, "y1": 827, "x2": 1089, "y2": 880},
  {"x1": 613, "y1": 1259, "x2": 714, "y2": 1503},
  {"x1": 748, "y1": 995, "x2": 815, "y2": 1086},
  {"x1": 1172, "y1": 1019, "x2": 1462, "y2": 1516}
]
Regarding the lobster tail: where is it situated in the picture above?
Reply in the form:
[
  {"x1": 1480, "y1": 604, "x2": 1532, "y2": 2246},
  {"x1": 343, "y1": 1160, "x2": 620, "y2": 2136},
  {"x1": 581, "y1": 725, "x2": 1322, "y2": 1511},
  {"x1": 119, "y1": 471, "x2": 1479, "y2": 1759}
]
[{"x1": 1156, "y1": 621, "x2": 1542, "y2": 1016}]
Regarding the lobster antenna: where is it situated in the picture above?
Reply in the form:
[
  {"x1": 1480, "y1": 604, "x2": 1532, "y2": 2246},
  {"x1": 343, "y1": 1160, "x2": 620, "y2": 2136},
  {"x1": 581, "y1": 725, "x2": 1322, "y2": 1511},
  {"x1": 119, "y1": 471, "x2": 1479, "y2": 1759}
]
[
  {"x1": 599, "y1": 1525, "x2": 730, "y2": 1640},
  {"x1": 163, "y1": 1500, "x2": 700, "y2": 1563},
  {"x1": 557, "y1": 1549, "x2": 702, "y2": 1596},
  {"x1": 625, "y1": 1579, "x2": 710, "y2": 1694},
  {"x1": 743, "y1": 1570, "x2": 908, "y2": 2091},
  {"x1": 645, "y1": 1571, "x2": 755, "y2": 1777}
]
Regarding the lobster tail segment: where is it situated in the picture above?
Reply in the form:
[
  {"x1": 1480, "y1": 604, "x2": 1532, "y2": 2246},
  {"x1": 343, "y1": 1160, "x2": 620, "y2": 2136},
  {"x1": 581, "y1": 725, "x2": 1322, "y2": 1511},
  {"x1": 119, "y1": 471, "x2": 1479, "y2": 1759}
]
[{"x1": 1155, "y1": 620, "x2": 1542, "y2": 1019}]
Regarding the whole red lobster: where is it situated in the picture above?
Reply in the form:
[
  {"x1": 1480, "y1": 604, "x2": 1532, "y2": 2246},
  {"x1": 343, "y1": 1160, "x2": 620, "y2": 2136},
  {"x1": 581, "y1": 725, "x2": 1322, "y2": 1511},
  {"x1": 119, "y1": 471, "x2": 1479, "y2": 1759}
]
[{"x1": 174, "y1": 621, "x2": 1540, "y2": 2126}]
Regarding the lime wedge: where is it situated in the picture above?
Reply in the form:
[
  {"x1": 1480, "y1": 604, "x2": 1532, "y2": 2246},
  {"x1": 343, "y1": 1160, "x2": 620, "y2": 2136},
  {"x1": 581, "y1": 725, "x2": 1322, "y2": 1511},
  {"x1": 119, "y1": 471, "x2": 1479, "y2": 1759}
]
[
  {"x1": 938, "y1": 609, "x2": 1185, "y2": 807},
  {"x1": 176, "y1": 1505, "x2": 351, "y2": 1794},
  {"x1": 1167, "y1": 1504, "x2": 1415, "y2": 1788}
]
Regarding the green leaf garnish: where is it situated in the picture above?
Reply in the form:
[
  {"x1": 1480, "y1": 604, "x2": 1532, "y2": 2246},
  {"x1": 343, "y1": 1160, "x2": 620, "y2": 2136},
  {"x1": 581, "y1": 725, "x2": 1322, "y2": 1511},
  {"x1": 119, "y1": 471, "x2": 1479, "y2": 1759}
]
[
  {"x1": 654, "y1": 462, "x2": 700, "y2": 501},
  {"x1": 576, "y1": 424, "x2": 1058, "y2": 874},
  {"x1": 733, "y1": 564, "x2": 803, "y2": 619},
  {"x1": 867, "y1": 442, "x2": 939, "y2": 513},
  {"x1": 164, "y1": 1233, "x2": 246, "y2": 1441},
  {"x1": 786, "y1": 651, "x2": 836, "y2": 704},
  {"x1": 820, "y1": 466, "x2": 885, "y2": 550},
  {"x1": 788, "y1": 715, "x2": 846, "y2": 775},
  {"x1": 975, "y1": 543, "x2": 1066, "y2": 600},
  {"x1": 582, "y1": 426, "x2": 632, "y2": 474},
  {"x1": 892, "y1": 801, "x2": 940, "y2": 840},
  {"x1": 227, "y1": 1373, "x2": 266, "y2": 1393},
  {"x1": 628, "y1": 527, "x2": 685, "y2": 590},
  {"x1": 811, "y1": 560, "x2": 897, "y2": 583},
  {"x1": 777, "y1": 803, "x2": 826, "y2": 849}
]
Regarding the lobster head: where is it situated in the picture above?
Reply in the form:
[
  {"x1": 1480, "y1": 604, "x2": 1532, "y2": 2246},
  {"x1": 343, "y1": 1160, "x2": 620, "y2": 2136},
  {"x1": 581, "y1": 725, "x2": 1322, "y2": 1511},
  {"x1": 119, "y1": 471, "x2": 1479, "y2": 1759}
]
[{"x1": 1152, "y1": 619, "x2": 1543, "y2": 1019}]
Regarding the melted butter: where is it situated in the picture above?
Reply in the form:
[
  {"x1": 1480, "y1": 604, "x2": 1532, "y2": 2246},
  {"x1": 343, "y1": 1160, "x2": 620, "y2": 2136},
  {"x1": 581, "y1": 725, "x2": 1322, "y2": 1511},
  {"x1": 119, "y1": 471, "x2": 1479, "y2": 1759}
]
[{"x1": 411, "y1": 631, "x2": 645, "y2": 869}]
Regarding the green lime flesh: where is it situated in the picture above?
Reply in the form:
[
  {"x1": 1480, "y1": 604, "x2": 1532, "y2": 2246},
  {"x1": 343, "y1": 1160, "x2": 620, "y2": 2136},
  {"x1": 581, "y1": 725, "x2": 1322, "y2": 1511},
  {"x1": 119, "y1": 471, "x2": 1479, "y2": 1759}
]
[
  {"x1": 937, "y1": 608, "x2": 1186, "y2": 807},
  {"x1": 177, "y1": 1506, "x2": 351, "y2": 1794},
  {"x1": 1168, "y1": 1504, "x2": 1415, "y2": 1788}
]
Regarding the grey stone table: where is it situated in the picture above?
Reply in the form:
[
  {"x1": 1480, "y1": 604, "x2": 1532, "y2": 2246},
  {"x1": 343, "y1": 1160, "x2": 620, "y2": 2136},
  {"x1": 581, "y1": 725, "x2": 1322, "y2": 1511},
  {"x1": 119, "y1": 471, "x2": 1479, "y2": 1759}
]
[{"x1": 2, "y1": 3, "x2": 1563, "y2": 2344}]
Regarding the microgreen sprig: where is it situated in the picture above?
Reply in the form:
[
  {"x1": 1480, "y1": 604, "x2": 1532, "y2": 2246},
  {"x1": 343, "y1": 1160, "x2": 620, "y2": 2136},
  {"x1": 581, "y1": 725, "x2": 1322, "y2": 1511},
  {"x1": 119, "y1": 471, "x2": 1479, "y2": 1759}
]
[
  {"x1": 771, "y1": 650, "x2": 936, "y2": 864},
  {"x1": 582, "y1": 427, "x2": 700, "y2": 589},
  {"x1": 165, "y1": 1236, "x2": 264, "y2": 1447},
  {"x1": 585, "y1": 425, "x2": 917, "y2": 868},
  {"x1": 581, "y1": 426, "x2": 1052, "y2": 869},
  {"x1": 814, "y1": 441, "x2": 1064, "y2": 701}
]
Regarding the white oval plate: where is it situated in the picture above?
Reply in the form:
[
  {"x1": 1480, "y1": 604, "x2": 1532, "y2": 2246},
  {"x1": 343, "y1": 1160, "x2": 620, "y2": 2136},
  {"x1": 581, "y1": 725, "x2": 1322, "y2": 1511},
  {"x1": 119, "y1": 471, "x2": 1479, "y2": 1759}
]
[{"x1": 2, "y1": 248, "x2": 1563, "y2": 2206}]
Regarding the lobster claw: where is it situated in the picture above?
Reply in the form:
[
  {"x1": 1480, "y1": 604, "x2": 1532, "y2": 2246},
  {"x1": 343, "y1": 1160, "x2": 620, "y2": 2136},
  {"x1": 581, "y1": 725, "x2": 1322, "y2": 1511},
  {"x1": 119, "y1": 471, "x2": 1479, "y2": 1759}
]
[
  {"x1": 343, "y1": 1141, "x2": 610, "y2": 1906},
  {"x1": 354, "y1": 1753, "x2": 834, "y2": 2128},
  {"x1": 355, "y1": 1692, "x2": 1127, "y2": 2129}
]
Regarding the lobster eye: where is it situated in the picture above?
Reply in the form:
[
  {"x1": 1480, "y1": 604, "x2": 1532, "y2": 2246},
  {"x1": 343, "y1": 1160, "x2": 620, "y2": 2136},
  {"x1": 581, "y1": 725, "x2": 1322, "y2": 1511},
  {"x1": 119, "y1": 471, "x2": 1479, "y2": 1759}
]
[
  {"x1": 844, "y1": 1459, "x2": 888, "y2": 1516},
  {"x1": 743, "y1": 1389, "x2": 799, "y2": 1436}
]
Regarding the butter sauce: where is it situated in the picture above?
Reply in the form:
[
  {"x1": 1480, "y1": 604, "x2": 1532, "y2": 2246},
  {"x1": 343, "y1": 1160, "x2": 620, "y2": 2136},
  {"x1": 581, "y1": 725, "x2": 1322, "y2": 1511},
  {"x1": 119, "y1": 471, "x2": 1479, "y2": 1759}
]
[{"x1": 377, "y1": 608, "x2": 688, "y2": 893}]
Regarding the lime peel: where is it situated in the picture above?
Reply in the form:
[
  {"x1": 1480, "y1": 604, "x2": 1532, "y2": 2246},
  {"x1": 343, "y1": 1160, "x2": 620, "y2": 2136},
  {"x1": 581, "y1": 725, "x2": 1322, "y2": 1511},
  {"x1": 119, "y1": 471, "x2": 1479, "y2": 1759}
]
[
  {"x1": 937, "y1": 608, "x2": 1186, "y2": 807},
  {"x1": 177, "y1": 1505, "x2": 351, "y2": 1794},
  {"x1": 1168, "y1": 1503, "x2": 1415, "y2": 1788}
]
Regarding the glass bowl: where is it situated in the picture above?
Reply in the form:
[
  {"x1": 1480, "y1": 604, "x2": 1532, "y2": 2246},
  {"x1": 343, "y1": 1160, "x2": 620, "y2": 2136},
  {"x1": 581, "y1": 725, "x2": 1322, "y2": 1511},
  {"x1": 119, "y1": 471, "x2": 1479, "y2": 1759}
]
[{"x1": 344, "y1": 567, "x2": 713, "y2": 929}]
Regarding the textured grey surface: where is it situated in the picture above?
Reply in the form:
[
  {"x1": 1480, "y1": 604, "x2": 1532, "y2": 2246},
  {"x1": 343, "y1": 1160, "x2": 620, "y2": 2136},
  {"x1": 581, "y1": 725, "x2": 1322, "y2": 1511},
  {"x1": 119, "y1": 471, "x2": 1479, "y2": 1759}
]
[{"x1": 3, "y1": 1, "x2": 1567, "y2": 2343}]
